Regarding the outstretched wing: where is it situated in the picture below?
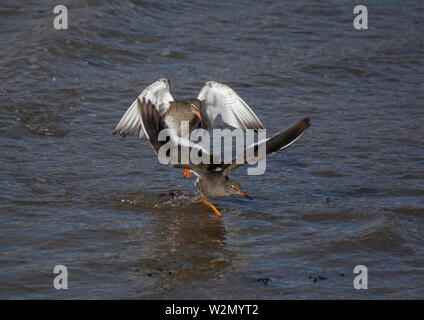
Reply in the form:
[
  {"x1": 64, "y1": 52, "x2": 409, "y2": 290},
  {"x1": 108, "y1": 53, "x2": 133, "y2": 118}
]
[
  {"x1": 137, "y1": 98, "x2": 168, "y2": 153},
  {"x1": 222, "y1": 118, "x2": 311, "y2": 176},
  {"x1": 113, "y1": 78, "x2": 174, "y2": 138},
  {"x1": 197, "y1": 81, "x2": 264, "y2": 130}
]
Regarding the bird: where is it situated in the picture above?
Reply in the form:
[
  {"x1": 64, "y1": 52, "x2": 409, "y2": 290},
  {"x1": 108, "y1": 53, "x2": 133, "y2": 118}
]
[
  {"x1": 113, "y1": 78, "x2": 264, "y2": 179},
  {"x1": 137, "y1": 97, "x2": 311, "y2": 217}
]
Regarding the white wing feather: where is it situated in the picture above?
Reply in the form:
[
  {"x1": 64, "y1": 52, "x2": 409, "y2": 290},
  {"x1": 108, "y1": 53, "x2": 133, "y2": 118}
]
[
  {"x1": 197, "y1": 81, "x2": 264, "y2": 130},
  {"x1": 113, "y1": 78, "x2": 174, "y2": 138}
]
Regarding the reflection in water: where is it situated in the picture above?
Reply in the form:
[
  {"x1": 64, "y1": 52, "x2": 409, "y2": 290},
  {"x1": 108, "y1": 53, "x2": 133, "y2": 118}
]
[{"x1": 121, "y1": 192, "x2": 233, "y2": 296}]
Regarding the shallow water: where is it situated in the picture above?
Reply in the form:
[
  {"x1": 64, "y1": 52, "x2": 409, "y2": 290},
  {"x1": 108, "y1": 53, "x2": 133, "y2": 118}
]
[{"x1": 1, "y1": 0, "x2": 423, "y2": 299}]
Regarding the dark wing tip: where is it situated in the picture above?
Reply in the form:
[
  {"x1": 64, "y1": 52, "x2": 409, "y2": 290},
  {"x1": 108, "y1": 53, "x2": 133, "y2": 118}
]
[
  {"x1": 296, "y1": 118, "x2": 311, "y2": 133},
  {"x1": 247, "y1": 118, "x2": 264, "y2": 131},
  {"x1": 112, "y1": 124, "x2": 123, "y2": 135},
  {"x1": 113, "y1": 128, "x2": 123, "y2": 136},
  {"x1": 137, "y1": 97, "x2": 168, "y2": 153},
  {"x1": 292, "y1": 117, "x2": 311, "y2": 138},
  {"x1": 303, "y1": 117, "x2": 311, "y2": 128},
  {"x1": 265, "y1": 117, "x2": 311, "y2": 155}
]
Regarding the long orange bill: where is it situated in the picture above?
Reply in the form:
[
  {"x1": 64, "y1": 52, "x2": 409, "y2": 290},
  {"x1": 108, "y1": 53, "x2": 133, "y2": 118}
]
[
  {"x1": 195, "y1": 109, "x2": 202, "y2": 121},
  {"x1": 237, "y1": 190, "x2": 253, "y2": 200},
  {"x1": 195, "y1": 109, "x2": 205, "y2": 126}
]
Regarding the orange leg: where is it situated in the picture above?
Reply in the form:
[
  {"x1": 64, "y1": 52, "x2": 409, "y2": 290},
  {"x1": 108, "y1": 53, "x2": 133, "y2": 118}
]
[
  {"x1": 202, "y1": 197, "x2": 222, "y2": 217},
  {"x1": 184, "y1": 169, "x2": 192, "y2": 179}
]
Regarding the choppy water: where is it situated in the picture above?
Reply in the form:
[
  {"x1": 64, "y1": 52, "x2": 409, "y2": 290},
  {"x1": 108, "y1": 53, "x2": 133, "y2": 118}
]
[{"x1": 1, "y1": 0, "x2": 423, "y2": 299}]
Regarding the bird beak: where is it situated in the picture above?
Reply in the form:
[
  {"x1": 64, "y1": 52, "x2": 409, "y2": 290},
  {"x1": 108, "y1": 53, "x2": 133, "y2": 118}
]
[
  {"x1": 237, "y1": 190, "x2": 253, "y2": 200},
  {"x1": 195, "y1": 109, "x2": 202, "y2": 121},
  {"x1": 195, "y1": 109, "x2": 205, "y2": 126}
]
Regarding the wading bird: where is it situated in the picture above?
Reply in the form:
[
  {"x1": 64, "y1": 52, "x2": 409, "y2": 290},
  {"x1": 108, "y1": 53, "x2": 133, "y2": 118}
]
[
  {"x1": 137, "y1": 97, "x2": 310, "y2": 216},
  {"x1": 113, "y1": 78, "x2": 264, "y2": 179}
]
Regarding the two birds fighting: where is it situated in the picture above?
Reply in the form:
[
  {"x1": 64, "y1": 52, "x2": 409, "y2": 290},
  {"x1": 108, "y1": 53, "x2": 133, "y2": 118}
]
[{"x1": 113, "y1": 78, "x2": 311, "y2": 216}]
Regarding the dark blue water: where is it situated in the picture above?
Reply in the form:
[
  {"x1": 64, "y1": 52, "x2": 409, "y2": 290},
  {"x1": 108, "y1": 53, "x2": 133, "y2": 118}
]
[{"x1": 0, "y1": 0, "x2": 423, "y2": 299}]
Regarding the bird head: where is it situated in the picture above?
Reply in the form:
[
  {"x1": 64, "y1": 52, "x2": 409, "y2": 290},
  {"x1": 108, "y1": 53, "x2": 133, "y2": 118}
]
[
  {"x1": 189, "y1": 98, "x2": 202, "y2": 122},
  {"x1": 224, "y1": 180, "x2": 252, "y2": 199}
]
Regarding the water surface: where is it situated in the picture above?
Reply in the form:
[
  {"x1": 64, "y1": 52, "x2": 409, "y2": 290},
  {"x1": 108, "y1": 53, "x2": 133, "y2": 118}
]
[{"x1": 0, "y1": 0, "x2": 423, "y2": 299}]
